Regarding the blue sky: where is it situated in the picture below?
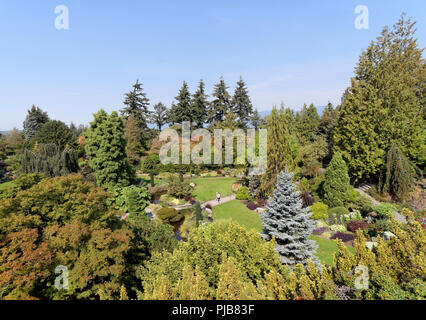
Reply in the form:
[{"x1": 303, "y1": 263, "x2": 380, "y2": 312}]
[{"x1": 0, "y1": 0, "x2": 425, "y2": 130}]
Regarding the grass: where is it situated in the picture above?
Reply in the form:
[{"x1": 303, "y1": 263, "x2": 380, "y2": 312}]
[
  {"x1": 211, "y1": 200, "x2": 354, "y2": 266},
  {"x1": 192, "y1": 177, "x2": 237, "y2": 202},
  {"x1": 213, "y1": 200, "x2": 262, "y2": 233},
  {"x1": 309, "y1": 235, "x2": 355, "y2": 266}
]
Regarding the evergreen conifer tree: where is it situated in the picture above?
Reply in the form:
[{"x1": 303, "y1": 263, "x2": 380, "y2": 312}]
[
  {"x1": 261, "y1": 170, "x2": 319, "y2": 269},
  {"x1": 168, "y1": 81, "x2": 193, "y2": 125},
  {"x1": 231, "y1": 77, "x2": 253, "y2": 128},
  {"x1": 23, "y1": 105, "x2": 49, "y2": 141},
  {"x1": 150, "y1": 102, "x2": 169, "y2": 131},
  {"x1": 124, "y1": 114, "x2": 144, "y2": 165},
  {"x1": 380, "y1": 143, "x2": 414, "y2": 202},
  {"x1": 190, "y1": 80, "x2": 209, "y2": 128},
  {"x1": 250, "y1": 109, "x2": 262, "y2": 129},
  {"x1": 259, "y1": 106, "x2": 299, "y2": 196},
  {"x1": 208, "y1": 77, "x2": 231, "y2": 125},
  {"x1": 85, "y1": 109, "x2": 135, "y2": 189},
  {"x1": 121, "y1": 80, "x2": 151, "y2": 126},
  {"x1": 334, "y1": 15, "x2": 425, "y2": 178},
  {"x1": 323, "y1": 152, "x2": 350, "y2": 208}
]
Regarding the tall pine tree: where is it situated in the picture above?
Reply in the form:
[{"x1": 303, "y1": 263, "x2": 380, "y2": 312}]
[
  {"x1": 121, "y1": 80, "x2": 152, "y2": 150},
  {"x1": 334, "y1": 15, "x2": 425, "y2": 179},
  {"x1": 190, "y1": 80, "x2": 209, "y2": 128},
  {"x1": 169, "y1": 81, "x2": 193, "y2": 124},
  {"x1": 208, "y1": 77, "x2": 232, "y2": 125},
  {"x1": 261, "y1": 170, "x2": 319, "y2": 269},
  {"x1": 231, "y1": 77, "x2": 253, "y2": 128}
]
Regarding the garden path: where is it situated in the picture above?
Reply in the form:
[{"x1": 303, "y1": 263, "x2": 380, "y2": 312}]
[{"x1": 172, "y1": 194, "x2": 237, "y2": 211}]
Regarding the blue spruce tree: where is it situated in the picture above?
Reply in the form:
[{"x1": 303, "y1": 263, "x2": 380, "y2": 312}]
[{"x1": 261, "y1": 169, "x2": 320, "y2": 269}]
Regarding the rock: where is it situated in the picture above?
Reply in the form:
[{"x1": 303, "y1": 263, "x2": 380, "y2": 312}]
[
  {"x1": 256, "y1": 208, "x2": 267, "y2": 214},
  {"x1": 383, "y1": 231, "x2": 395, "y2": 240},
  {"x1": 366, "y1": 241, "x2": 378, "y2": 250}
]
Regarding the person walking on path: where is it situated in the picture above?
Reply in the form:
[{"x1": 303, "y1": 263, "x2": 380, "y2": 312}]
[{"x1": 216, "y1": 192, "x2": 221, "y2": 204}]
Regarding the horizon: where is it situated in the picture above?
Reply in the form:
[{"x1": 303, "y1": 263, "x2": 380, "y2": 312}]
[{"x1": 1, "y1": 0, "x2": 425, "y2": 130}]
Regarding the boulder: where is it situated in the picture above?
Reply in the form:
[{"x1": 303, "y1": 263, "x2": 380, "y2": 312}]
[
  {"x1": 366, "y1": 241, "x2": 378, "y2": 250},
  {"x1": 383, "y1": 231, "x2": 395, "y2": 240}
]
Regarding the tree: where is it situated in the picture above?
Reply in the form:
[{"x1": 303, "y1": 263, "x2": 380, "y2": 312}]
[
  {"x1": 261, "y1": 170, "x2": 319, "y2": 269},
  {"x1": 19, "y1": 143, "x2": 79, "y2": 177},
  {"x1": 208, "y1": 77, "x2": 232, "y2": 125},
  {"x1": 192, "y1": 201, "x2": 203, "y2": 227},
  {"x1": 4, "y1": 128, "x2": 24, "y2": 152},
  {"x1": 379, "y1": 143, "x2": 414, "y2": 202},
  {"x1": 140, "y1": 154, "x2": 160, "y2": 187},
  {"x1": 231, "y1": 77, "x2": 253, "y2": 128},
  {"x1": 334, "y1": 15, "x2": 425, "y2": 179},
  {"x1": 190, "y1": 80, "x2": 209, "y2": 128},
  {"x1": 260, "y1": 106, "x2": 299, "y2": 196},
  {"x1": 169, "y1": 81, "x2": 193, "y2": 124},
  {"x1": 121, "y1": 80, "x2": 152, "y2": 150},
  {"x1": 0, "y1": 175, "x2": 133, "y2": 300},
  {"x1": 23, "y1": 105, "x2": 49, "y2": 141},
  {"x1": 33, "y1": 120, "x2": 77, "y2": 151},
  {"x1": 251, "y1": 109, "x2": 262, "y2": 130},
  {"x1": 121, "y1": 80, "x2": 151, "y2": 127},
  {"x1": 323, "y1": 152, "x2": 350, "y2": 208},
  {"x1": 125, "y1": 114, "x2": 144, "y2": 165},
  {"x1": 150, "y1": 102, "x2": 169, "y2": 131},
  {"x1": 296, "y1": 103, "x2": 320, "y2": 143},
  {"x1": 85, "y1": 109, "x2": 135, "y2": 190}
]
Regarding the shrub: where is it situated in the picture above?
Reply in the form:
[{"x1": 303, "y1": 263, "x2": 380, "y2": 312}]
[
  {"x1": 301, "y1": 191, "x2": 315, "y2": 208},
  {"x1": 375, "y1": 219, "x2": 393, "y2": 233},
  {"x1": 341, "y1": 210, "x2": 363, "y2": 225},
  {"x1": 109, "y1": 185, "x2": 151, "y2": 214},
  {"x1": 231, "y1": 182, "x2": 242, "y2": 193},
  {"x1": 347, "y1": 186, "x2": 361, "y2": 203},
  {"x1": 19, "y1": 144, "x2": 79, "y2": 178},
  {"x1": 373, "y1": 203, "x2": 397, "y2": 218},
  {"x1": 236, "y1": 186, "x2": 250, "y2": 200},
  {"x1": 247, "y1": 202, "x2": 258, "y2": 211},
  {"x1": 328, "y1": 206, "x2": 350, "y2": 225},
  {"x1": 330, "y1": 232, "x2": 354, "y2": 242},
  {"x1": 167, "y1": 176, "x2": 192, "y2": 199},
  {"x1": 349, "y1": 195, "x2": 374, "y2": 215},
  {"x1": 329, "y1": 224, "x2": 347, "y2": 232},
  {"x1": 309, "y1": 202, "x2": 329, "y2": 220},
  {"x1": 0, "y1": 173, "x2": 45, "y2": 200},
  {"x1": 157, "y1": 207, "x2": 183, "y2": 223},
  {"x1": 346, "y1": 220, "x2": 368, "y2": 232}
]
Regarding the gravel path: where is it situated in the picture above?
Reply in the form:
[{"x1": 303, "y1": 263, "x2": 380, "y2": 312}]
[{"x1": 171, "y1": 194, "x2": 237, "y2": 211}]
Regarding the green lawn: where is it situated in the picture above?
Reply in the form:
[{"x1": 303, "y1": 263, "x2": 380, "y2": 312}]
[
  {"x1": 192, "y1": 177, "x2": 236, "y2": 202},
  {"x1": 211, "y1": 200, "x2": 354, "y2": 266},
  {"x1": 213, "y1": 200, "x2": 262, "y2": 233},
  {"x1": 310, "y1": 235, "x2": 355, "y2": 266}
]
